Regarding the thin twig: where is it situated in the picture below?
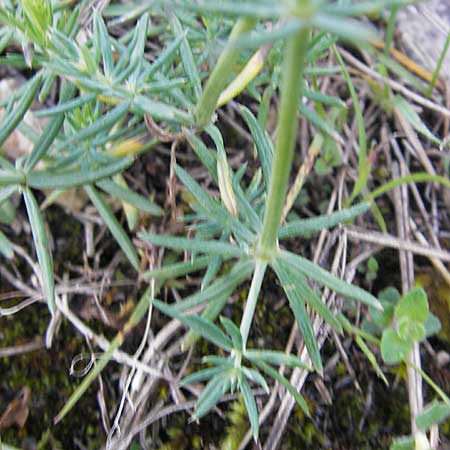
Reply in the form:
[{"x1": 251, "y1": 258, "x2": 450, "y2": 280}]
[
  {"x1": 0, "y1": 339, "x2": 43, "y2": 357},
  {"x1": 346, "y1": 226, "x2": 450, "y2": 262}
]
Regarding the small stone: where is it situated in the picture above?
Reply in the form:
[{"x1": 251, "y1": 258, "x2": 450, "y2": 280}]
[{"x1": 396, "y1": 0, "x2": 450, "y2": 81}]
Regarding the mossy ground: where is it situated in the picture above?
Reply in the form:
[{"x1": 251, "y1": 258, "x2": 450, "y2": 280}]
[{"x1": 0, "y1": 305, "x2": 104, "y2": 449}]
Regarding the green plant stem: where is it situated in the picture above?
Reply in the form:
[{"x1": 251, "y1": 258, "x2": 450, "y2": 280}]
[
  {"x1": 240, "y1": 260, "x2": 267, "y2": 349},
  {"x1": 408, "y1": 362, "x2": 450, "y2": 405},
  {"x1": 194, "y1": 17, "x2": 256, "y2": 128},
  {"x1": 259, "y1": 27, "x2": 310, "y2": 252},
  {"x1": 0, "y1": 170, "x2": 26, "y2": 185},
  {"x1": 384, "y1": 6, "x2": 399, "y2": 57},
  {"x1": 427, "y1": 31, "x2": 450, "y2": 96}
]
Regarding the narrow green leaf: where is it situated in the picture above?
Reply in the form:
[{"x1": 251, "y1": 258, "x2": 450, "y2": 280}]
[
  {"x1": 174, "y1": 162, "x2": 219, "y2": 210},
  {"x1": 284, "y1": 264, "x2": 343, "y2": 333},
  {"x1": 94, "y1": 12, "x2": 114, "y2": 77},
  {"x1": 201, "y1": 254, "x2": 222, "y2": 290},
  {"x1": 393, "y1": 95, "x2": 440, "y2": 145},
  {"x1": 304, "y1": 88, "x2": 346, "y2": 108},
  {"x1": 279, "y1": 202, "x2": 370, "y2": 239},
  {"x1": 323, "y1": 1, "x2": 412, "y2": 17},
  {"x1": 164, "y1": 0, "x2": 283, "y2": 18},
  {"x1": 253, "y1": 359, "x2": 310, "y2": 417},
  {"x1": 333, "y1": 45, "x2": 368, "y2": 203},
  {"x1": 34, "y1": 93, "x2": 96, "y2": 117},
  {"x1": 305, "y1": 66, "x2": 342, "y2": 76},
  {"x1": 142, "y1": 255, "x2": 210, "y2": 281},
  {"x1": 233, "y1": 175, "x2": 262, "y2": 233},
  {"x1": 427, "y1": 27, "x2": 450, "y2": 95},
  {"x1": 133, "y1": 95, "x2": 193, "y2": 125},
  {"x1": 153, "y1": 299, "x2": 233, "y2": 351},
  {"x1": 0, "y1": 72, "x2": 42, "y2": 146},
  {"x1": 208, "y1": 125, "x2": 238, "y2": 217},
  {"x1": 0, "y1": 229, "x2": 13, "y2": 259},
  {"x1": 25, "y1": 82, "x2": 76, "y2": 171},
  {"x1": 23, "y1": 188, "x2": 55, "y2": 315},
  {"x1": 0, "y1": 185, "x2": 18, "y2": 205},
  {"x1": 194, "y1": 373, "x2": 230, "y2": 419},
  {"x1": 172, "y1": 259, "x2": 254, "y2": 313},
  {"x1": 366, "y1": 173, "x2": 450, "y2": 202},
  {"x1": 28, "y1": 157, "x2": 133, "y2": 190},
  {"x1": 0, "y1": 170, "x2": 26, "y2": 186},
  {"x1": 84, "y1": 184, "x2": 140, "y2": 270},
  {"x1": 56, "y1": 102, "x2": 130, "y2": 150},
  {"x1": 143, "y1": 34, "x2": 184, "y2": 79},
  {"x1": 140, "y1": 78, "x2": 186, "y2": 94},
  {"x1": 241, "y1": 367, "x2": 269, "y2": 393},
  {"x1": 0, "y1": 156, "x2": 15, "y2": 171},
  {"x1": 240, "y1": 106, "x2": 273, "y2": 189},
  {"x1": 245, "y1": 349, "x2": 310, "y2": 369},
  {"x1": 0, "y1": 198, "x2": 15, "y2": 225},
  {"x1": 175, "y1": 164, "x2": 224, "y2": 219},
  {"x1": 181, "y1": 366, "x2": 226, "y2": 386},
  {"x1": 355, "y1": 336, "x2": 388, "y2": 385},
  {"x1": 175, "y1": 164, "x2": 253, "y2": 242},
  {"x1": 273, "y1": 259, "x2": 323, "y2": 373},
  {"x1": 127, "y1": 13, "x2": 149, "y2": 84},
  {"x1": 376, "y1": 53, "x2": 428, "y2": 96},
  {"x1": 416, "y1": 400, "x2": 450, "y2": 431},
  {"x1": 39, "y1": 72, "x2": 57, "y2": 104},
  {"x1": 220, "y1": 316, "x2": 242, "y2": 351},
  {"x1": 239, "y1": 375, "x2": 259, "y2": 440},
  {"x1": 170, "y1": 15, "x2": 202, "y2": 100},
  {"x1": 138, "y1": 232, "x2": 243, "y2": 258},
  {"x1": 337, "y1": 313, "x2": 380, "y2": 345},
  {"x1": 96, "y1": 178, "x2": 162, "y2": 215},
  {"x1": 235, "y1": 20, "x2": 303, "y2": 49},
  {"x1": 299, "y1": 104, "x2": 343, "y2": 144},
  {"x1": 313, "y1": 13, "x2": 377, "y2": 43},
  {"x1": 410, "y1": 364, "x2": 450, "y2": 405},
  {"x1": 183, "y1": 288, "x2": 232, "y2": 350},
  {"x1": 185, "y1": 131, "x2": 217, "y2": 180},
  {"x1": 280, "y1": 250, "x2": 382, "y2": 310},
  {"x1": 202, "y1": 355, "x2": 233, "y2": 367}
]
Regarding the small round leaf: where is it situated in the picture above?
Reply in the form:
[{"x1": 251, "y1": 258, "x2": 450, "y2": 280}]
[
  {"x1": 395, "y1": 288, "x2": 428, "y2": 324},
  {"x1": 381, "y1": 328, "x2": 411, "y2": 365}
]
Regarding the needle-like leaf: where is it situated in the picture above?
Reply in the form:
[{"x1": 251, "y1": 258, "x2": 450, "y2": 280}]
[{"x1": 23, "y1": 187, "x2": 55, "y2": 315}]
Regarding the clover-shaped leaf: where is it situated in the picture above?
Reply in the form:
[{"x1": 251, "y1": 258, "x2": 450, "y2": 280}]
[
  {"x1": 395, "y1": 287, "x2": 428, "y2": 324},
  {"x1": 381, "y1": 327, "x2": 411, "y2": 365},
  {"x1": 369, "y1": 287, "x2": 399, "y2": 330},
  {"x1": 416, "y1": 400, "x2": 450, "y2": 431},
  {"x1": 397, "y1": 316, "x2": 426, "y2": 344},
  {"x1": 389, "y1": 435, "x2": 414, "y2": 450},
  {"x1": 424, "y1": 312, "x2": 441, "y2": 338}
]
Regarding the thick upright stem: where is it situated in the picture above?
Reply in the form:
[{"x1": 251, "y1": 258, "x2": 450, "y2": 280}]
[
  {"x1": 195, "y1": 17, "x2": 256, "y2": 128},
  {"x1": 240, "y1": 260, "x2": 267, "y2": 348},
  {"x1": 259, "y1": 27, "x2": 310, "y2": 252}
]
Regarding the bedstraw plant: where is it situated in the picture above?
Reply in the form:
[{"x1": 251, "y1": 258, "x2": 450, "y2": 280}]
[{"x1": 0, "y1": 0, "x2": 421, "y2": 443}]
